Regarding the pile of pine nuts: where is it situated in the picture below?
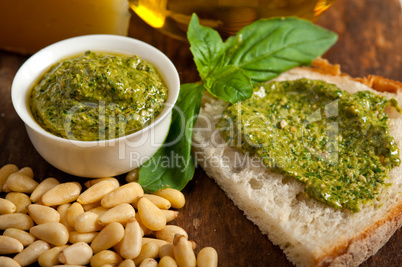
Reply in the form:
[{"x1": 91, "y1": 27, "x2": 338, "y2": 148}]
[{"x1": 0, "y1": 164, "x2": 218, "y2": 267}]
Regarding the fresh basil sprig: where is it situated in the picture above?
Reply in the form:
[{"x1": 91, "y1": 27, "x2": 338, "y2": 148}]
[
  {"x1": 138, "y1": 83, "x2": 203, "y2": 192},
  {"x1": 138, "y1": 14, "x2": 338, "y2": 192},
  {"x1": 189, "y1": 14, "x2": 338, "y2": 103}
]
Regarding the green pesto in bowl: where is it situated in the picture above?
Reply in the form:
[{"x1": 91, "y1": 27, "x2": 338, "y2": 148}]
[{"x1": 30, "y1": 51, "x2": 168, "y2": 141}]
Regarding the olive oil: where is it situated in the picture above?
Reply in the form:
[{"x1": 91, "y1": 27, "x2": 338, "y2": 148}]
[
  {"x1": 0, "y1": 0, "x2": 131, "y2": 54},
  {"x1": 129, "y1": 0, "x2": 335, "y2": 40}
]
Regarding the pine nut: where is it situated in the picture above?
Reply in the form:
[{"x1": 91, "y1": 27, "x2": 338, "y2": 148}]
[
  {"x1": 161, "y1": 209, "x2": 179, "y2": 222},
  {"x1": 27, "y1": 204, "x2": 60, "y2": 224},
  {"x1": 118, "y1": 259, "x2": 135, "y2": 267},
  {"x1": 0, "y1": 256, "x2": 21, "y2": 267},
  {"x1": 78, "y1": 180, "x2": 116, "y2": 205},
  {"x1": 38, "y1": 245, "x2": 68, "y2": 267},
  {"x1": 82, "y1": 201, "x2": 101, "y2": 211},
  {"x1": 29, "y1": 222, "x2": 69, "y2": 246},
  {"x1": 125, "y1": 168, "x2": 139, "y2": 183},
  {"x1": 40, "y1": 182, "x2": 81, "y2": 206},
  {"x1": 3, "y1": 172, "x2": 38, "y2": 193},
  {"x1": 57, "y1": 203, "x2": 74, "y2": 232},
  {"x1": 0, "y1": 164, "x2": 19, "y2": 192},
  {"x1": 143, "y1": 194, "x2": 172, "y2": 209},
  {"x1": 66, "y1": 202, "x2": 84, "y2": 228},
  {"x1": 137, "y1": 197, "x2": 166, "y2": 231},
  {"x1": 159, "y1": 256, "x2": 178, "y2": 267},
  {"x1": 0, "y1": 198, "x2": 16, "y2": 214},
  {"x1": 90, "y1": 250, "x2": 122, "y2": 267},
  {"x1": 153, "y1": 188, "x2": 185, "y2": 209},
  {"x1": 135, "y1": 212, "x2": 152, "y2": 236},
  {"x1": 74, "y1": 211, "x2": 103, "y2": 233},
  {"x1": 90, "y1": 222, "x2": 124, "y2": 254},
  {"x1": 190, "y1": 241, "x2": 197, "y2": 250},
  {"x1": 112, "y1": 242, "x2": 123, "y2": 261},
  {"x1": 17, "y1": 167, "x2": 34, "y2": 178},
  {"x1": 88, "y1": 205, "x2": 109, "y2": 216},
  {"x1": 84, "y1": 177, "x2": 120, "y2": 189},
  {"x1": 13, "y1": 240, "x2": 50, "y2": 266},
  {"x1": 101, "y1": 182, "x2": 144, "y2": 208},
  {"x1": 97, "y1": 203, "x2": 135, "y2": 226},
  {"x1": 0, "y1": 213, "x2": 34, "y2": 230},
  {"x1": 6, "y1": 192, "x2": 31, "y2": 214},
  {"x1": 118, "y1": 218, "x2": 142, "y2": 259},
  {"x1": 58, "y1": 242, "x2": 93, "y2": 265},
  {"x1": 52, "y1": 265, "x2": 85, "y2": 267},
  {"x1": 30, "y1": 178, "x2": 60, "y2": 203},
  {"x1": 159, "y1": 243, "x2": 175, "y2": 259},
  {"x1": 196, "y1": 247, "x2": 218, "y2": 267},
  {"x1": 155, "y1": 225, "x2": 188, "y2": 243},
  {"x1": 173, "y1": 235, "x2": 196, "y2": 267},
  {"x1": 0, "y1": 236, "x2": 24, "y2": 254},
  {"x1": 3, "y1": 228, "x2": 36, "y2": 247},
  {"x1": 139, "y1": 258, "x2": 158, "y2": 267},
  {"x1": 142, "y1": 237, "x2": 169, "y2": 248},
  {"x1": 133, "y1": 241, "x2": 160, "y2": 266},
  {"x1": 68, "y1": 231, "x2": 98, "y2": 244},
  {"x1": 0, "y1": 163, "x2": 218, "y2": 267}
]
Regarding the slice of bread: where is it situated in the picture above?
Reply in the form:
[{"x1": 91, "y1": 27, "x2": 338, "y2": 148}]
[{"x1": 192, "y1": 64, "x2": 402, "y2": 266}]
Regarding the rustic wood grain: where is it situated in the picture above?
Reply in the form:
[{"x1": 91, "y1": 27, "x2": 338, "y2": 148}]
[{"x1": 0, "y1": 0, "x2": 400, "y2": 266}]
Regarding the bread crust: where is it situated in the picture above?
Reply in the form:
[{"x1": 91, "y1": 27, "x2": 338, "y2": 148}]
[
  {"x1": 311, "y1": 57, "x2": 402, "y2": 93},
  {"x1": 317, "y1": 202, "x2": 402, "y2": 266},
  {"x1": 193, "y1": 60, "x2": 402, "y2": 266},
  {"x1": 355, "y1": 75, "x2": 402, "y2": 94}
]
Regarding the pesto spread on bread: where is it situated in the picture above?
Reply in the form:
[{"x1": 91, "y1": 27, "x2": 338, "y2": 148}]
[
  {"x1": 216, "y1": 78, "x2": 400, "y2": 211},
  {"x1": 30, "y1": 51, "x2": 168, "y2": 141}
]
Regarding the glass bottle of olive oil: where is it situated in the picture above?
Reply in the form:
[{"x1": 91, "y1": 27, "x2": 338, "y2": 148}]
[{"x1": 129, "y1": 0, "x2": 335, "y2": 40}]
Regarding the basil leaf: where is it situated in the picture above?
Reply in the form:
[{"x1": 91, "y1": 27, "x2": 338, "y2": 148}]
[
  {"x1": 188, "y1": 14, "x2": 225, "y2": 80},
  {"x1": 187, "y1": 15, "x2": 337, "y2": 104},
  {"x1": 205, "y1": 65, "x2": 252, "y2": 104},
  {"x1": 223, "y1": 17, "x2": 338, "y2": 82},
  {"x1": 138, "y1": 83, "x2": 204, "y2": 192}
]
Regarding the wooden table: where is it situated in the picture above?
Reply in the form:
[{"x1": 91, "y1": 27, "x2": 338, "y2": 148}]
[{"x1": 0, "y1": 0, "x2": 401, "y2": 266}]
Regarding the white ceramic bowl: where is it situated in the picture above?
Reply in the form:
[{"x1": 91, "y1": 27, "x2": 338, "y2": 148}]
[{"x1": 12, "y1": 34, "x2": 180, "y2": 177}]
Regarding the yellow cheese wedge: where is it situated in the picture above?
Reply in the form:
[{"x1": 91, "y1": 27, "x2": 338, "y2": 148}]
[{"x1": 0, "y1": 0, "x2": 131, "y2": 54}]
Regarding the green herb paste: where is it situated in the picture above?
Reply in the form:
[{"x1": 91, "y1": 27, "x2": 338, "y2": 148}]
[
  {"x1": 30, "y1": 51, "x2": 168, "y2": 141},
  {"x1": 216, "y1": 78, "x2": 400, "y2": 211}
]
